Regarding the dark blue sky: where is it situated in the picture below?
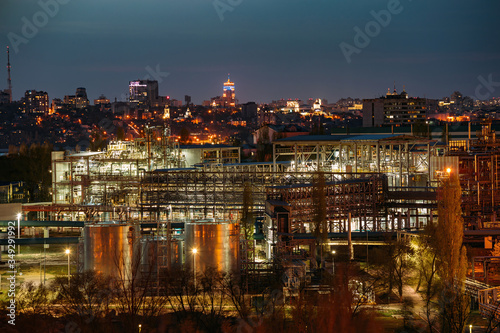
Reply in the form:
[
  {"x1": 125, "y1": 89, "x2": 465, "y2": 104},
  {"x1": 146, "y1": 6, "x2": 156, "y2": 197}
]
[{"x1": 1, "y1": 0, "x2": 499, "y2": 104}]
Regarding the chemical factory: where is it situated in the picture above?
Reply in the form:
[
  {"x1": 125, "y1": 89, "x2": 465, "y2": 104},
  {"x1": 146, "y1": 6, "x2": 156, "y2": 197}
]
[{"x1": 10, "y1": 121, "x2": 500, "y2": 290}]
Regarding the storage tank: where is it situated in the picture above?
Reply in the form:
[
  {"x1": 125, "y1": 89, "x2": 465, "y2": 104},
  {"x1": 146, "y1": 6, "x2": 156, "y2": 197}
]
[
  {"x1": 185, "y1": 220, "x2": 240, "y2": 275},
  {"x1": 83, "y1": 223, "x2": 140, "y2": 279},
  {"x1": 139, "y1": 236, "x2": 183, "y2": 274}
]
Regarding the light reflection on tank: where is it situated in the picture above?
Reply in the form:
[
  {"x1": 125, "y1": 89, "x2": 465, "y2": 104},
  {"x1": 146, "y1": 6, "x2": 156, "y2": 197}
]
[
  {"x1": 83, "y1": 223, "x2": 139, "y2": 279},
  {"x1": 185, "y1": 220, "x2": 240, "y2": 275}
]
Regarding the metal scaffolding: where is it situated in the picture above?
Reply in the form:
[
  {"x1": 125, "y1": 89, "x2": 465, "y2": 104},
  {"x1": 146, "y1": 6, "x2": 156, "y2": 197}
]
[
  {"x1": 272, "y1": 134, "x2": 439, "y2": 187},
  {"x1": 450, "y1": 121, "x2": 500, "y2": 228}
]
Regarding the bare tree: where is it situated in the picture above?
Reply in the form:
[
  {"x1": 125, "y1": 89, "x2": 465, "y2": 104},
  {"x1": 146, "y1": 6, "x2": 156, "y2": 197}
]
[
  {"x1": 163, "y1": 266, "x2": 198, "y2": 315},
  {"x1": 51, "y1": 270, "x2": 114, "y2": 332},
  {"x1": 162, "y1": 266, "x2": 232, "y2": 332},
  {"x1": 223, "y1": 273, "x2": 253, "y2": 324},
  {"x1": 287, "y1": 262, "x2": 384, "y2": 333},
  {"x1": 370, "y1": 234, "x2": 413, "y2": 302},
  {"x1": 414, "y1": 223, "x2": 440, "y2": 332},
  {"x1": 112, "y1": 245, "x2": 166, "y2": 332},
  {"x1": 17, "y1": 281, "x2": 52, "y2": 317},
  {"x1": 8, "y1": 281, "x2": 56, "y2": 333}
]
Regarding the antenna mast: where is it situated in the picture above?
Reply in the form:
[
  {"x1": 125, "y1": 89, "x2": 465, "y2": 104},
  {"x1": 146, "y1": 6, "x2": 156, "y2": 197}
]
[{"x1": 7, "y1": 46, "x2": 12, "y2": 103}]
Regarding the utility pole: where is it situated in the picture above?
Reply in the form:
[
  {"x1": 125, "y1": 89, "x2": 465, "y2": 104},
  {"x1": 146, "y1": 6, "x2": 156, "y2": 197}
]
[{"x1": 6, "y1": 46, "x2": 12, "y2": 103}]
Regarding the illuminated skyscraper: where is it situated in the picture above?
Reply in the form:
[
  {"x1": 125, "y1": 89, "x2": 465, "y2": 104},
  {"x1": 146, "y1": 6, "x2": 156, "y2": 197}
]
[
  {"x1": 23, "y1": 90, "x2": 49, "y2": 114},
  {"x1": 222, "y1": 74, "x2": 235, "y2": 107},
  {"x1": 129, "y1": 80, "x2": 158, "y2": 110}
]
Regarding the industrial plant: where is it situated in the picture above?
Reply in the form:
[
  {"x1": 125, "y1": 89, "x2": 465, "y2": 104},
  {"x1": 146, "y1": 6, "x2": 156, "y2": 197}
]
[{"x1": 4, "y1": 121, "x2": 496, "y2": 295}]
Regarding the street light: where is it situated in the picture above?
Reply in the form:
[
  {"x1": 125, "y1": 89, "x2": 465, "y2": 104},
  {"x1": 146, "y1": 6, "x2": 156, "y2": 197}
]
[
  {"x1": 17, "y1": 213, "x2": 21, "y2": 254},
  {"x1": 65, "y1": 249, "x2": 70, "y2": 287},
  {"x1": 332, "y1": 250, "x2": 336, "y2": 274},
  {"x1": 192, "y1": 248, "x2": 198, "y2": 289}
]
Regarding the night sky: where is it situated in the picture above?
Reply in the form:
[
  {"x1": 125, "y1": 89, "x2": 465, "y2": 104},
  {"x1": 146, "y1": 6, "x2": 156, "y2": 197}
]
[{"x1": 0, "y1": 0, "x2": 499, "y2": 104}]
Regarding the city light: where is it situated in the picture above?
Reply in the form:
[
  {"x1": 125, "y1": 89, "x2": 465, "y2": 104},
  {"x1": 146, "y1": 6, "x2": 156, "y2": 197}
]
[
  {"x1": 0, "y1": 1, "x2": 498, "y2": 331},
  {"x1": 65, "y1": 249, "x2": 71, "y2": 287},
  {"x1": 192, "y1": 248, "x2": 198, "y2": 289}
]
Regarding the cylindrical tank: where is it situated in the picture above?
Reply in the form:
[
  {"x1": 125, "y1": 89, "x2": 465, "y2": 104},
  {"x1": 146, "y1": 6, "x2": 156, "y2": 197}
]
[
  {"x1": 83, "y1": 223, "x2": 140, "y2": 278},
  {"x1": 139, "y1": 236, "x2": 183, "y2": 274},
  {"x1": 185, "y1": 220, "x2": 240, "y2": 275}
]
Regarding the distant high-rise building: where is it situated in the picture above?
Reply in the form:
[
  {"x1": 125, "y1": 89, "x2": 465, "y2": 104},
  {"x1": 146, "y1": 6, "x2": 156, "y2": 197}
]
[
  {"x1": 51, "y1": 98, "x2": 63, "y2": 113},
  {"x1": 129, "y1": 80, "x2": 158, "y2": 109},
  {"x1": 23, "y1": 90, "x2": 49, "y2": 114},
  {"x1": 362, "y1": 87, "x2": 427, "y2": 127},
  {"x1": 0, "y1": 91, "x2": 10, "y2": 104},
  {"x1": 241, "y1": 102, "x2": 258, "y2": 120},
  {"x1": 222, "y1": 74, "x2": 235, "y2": 107},
  {"x1": 63, "y1": 87, "x2": 89, "y2": 109},
  {"x1": 450, "y1": 91, "x2": 462, "y2": 104},
  {"x1": 63, "y1": 95, "x2": 76, "y2": 106},
  {"x1": 75, "y1": 87, "x2": 90, "y2": 109},
  {"x1": 94, "y1": 94, "x2": 110, "y2": 106}
]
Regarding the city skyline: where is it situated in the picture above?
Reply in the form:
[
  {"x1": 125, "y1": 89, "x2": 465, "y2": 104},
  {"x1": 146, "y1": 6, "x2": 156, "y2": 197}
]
[{"x1": 0, "y1": 0, "x2": 499, "y2": 104}]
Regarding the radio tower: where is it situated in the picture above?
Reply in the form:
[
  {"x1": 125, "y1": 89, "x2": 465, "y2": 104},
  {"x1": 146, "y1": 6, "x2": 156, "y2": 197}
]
[{"x1": 6, "y1": 46, "x2": 12, "y2": 103}]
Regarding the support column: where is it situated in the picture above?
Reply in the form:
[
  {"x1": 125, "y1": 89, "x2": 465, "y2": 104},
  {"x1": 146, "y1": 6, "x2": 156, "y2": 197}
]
[
  {"x1": 294, "y1": 144, "x2": 298, "y2": 173},
  {"x1": 339, "y1": 143, "x2": 343, "y2": 172},
  {"x1": 405, "y1": 142, "x2": 409, "y2": 187},
  {"x1": 399, "y1": 144, "x2": 403, "y2": 187},
  {"x1": 376, "y1": 144, "x2": 380, "y2": 173},
  {"x1": 360, "y1": 144, "x2": 365, "y2": 172},
  {"x1": 354, "y1": 143, "x2": 358, "y2": 173},
  {"x1": 272, "y1": 143, "x2": 276, "y2": 172},
  {"x1": 316, "y1": 144, "x2": 320, "y2": 170},
  {"x1": 427, "y1": 143, "x2": 431, "y2": 185}
]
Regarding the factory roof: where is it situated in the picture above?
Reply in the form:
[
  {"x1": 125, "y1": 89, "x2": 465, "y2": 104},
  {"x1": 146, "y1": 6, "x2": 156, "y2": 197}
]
[
  {"x1": 179, "y1": 144, "x2": 235, "y2": 149},
  {"x1": 67, "y1": 151, "x2": 104, "y2": 157},
  {"x1": 275, "y1": 134, "x2": 413, "y2": 143}
]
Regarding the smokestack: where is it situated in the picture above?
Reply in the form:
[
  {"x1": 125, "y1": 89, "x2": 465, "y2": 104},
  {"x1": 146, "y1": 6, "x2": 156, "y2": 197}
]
[{"x1": 6, "y1": 46, "x2": 12, "y2": 103}]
